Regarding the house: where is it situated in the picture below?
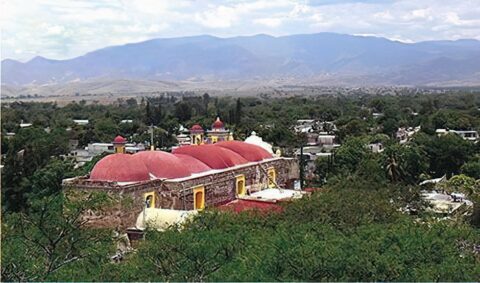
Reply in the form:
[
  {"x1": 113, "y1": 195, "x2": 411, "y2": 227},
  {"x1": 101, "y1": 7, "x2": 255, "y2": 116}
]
[
  {"x1": 73, "y1": 119, "x2": 89, "y2": 126},
  {"x1": 19, "y1": 122, "x2": 32, "y2": 128},
  {"x1": 317, "y1": 134, "x2": 336, "y2": 146},
  {"x1": 368, "y1": 142, "x2": 384, "y2": 153},
  {"x1": 435, "y1": 129, "x2": 478, "y2": 142},
  {"x1": 396, "y1": 126, "x2": 421, "y2": 144}
]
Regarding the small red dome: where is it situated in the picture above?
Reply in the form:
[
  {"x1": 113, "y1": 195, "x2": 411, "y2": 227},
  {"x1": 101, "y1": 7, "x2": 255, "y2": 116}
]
[
  {"x1": 190, "y1": 124, "x2": 204, "y2": 133},
  {"x1": 174, "y1": 154, "x2": 212, "y2": 174},
  {"x1": 132, "y1": 151, "x2": 191, "y2": 179},
  {"x1": 173, "y1": 144, "x2": 248, "y2": 169},
  {"x1": 212, "y1": 117, "x2": 224, "y2": 129},
  {"x1": 113, "y1": 135, "x2": 127, "y2": 144},
  {"x1": 90, "y1": 153, "x2": 150, "y2": 182},
  {"x1": 215, "y1": 141, "x2": 273, "y2": 162}
]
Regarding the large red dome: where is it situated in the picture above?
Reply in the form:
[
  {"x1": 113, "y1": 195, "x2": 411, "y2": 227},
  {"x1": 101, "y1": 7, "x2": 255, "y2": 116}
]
[
  {"x1": 132, "y1": 151, "x2": 191, "y2": 179},
  {"x1": 174, "y1": 154, "x2": 212, "y2": 174},
  {"x1": 90, "y1": 153, "x2": 150, "y2": 182},
  {"x1": 173, "y1": 144, "x2": 248, "y2": 169},
  {"x1": 215, "y1": 141, "x2": 273, "y2": 162}
]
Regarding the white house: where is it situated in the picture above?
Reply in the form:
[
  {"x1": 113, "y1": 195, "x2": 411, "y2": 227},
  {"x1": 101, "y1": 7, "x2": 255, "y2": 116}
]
[{"x1": 73, "y1": 119, "x2": 89, "y2": 126}]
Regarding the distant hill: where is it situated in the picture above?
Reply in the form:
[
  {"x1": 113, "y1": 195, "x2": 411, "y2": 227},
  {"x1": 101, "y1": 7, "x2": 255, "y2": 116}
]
[{"x1": 2, "y1": 33, "x2": 480, "y2": 87}]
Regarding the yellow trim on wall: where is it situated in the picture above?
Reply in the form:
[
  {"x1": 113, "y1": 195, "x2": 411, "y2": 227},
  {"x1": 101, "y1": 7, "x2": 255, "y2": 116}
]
[
  {"x1": 236, "y1": 175, "x2": 246, "y2": 196},
  {"x1": 144, "y1": 191, "x2": 157, "y2": 208},
  {"x1": 267, "y1": 167, "x2": 276, "y2": 188},
  {"x1": 193, "y1": 186, "x2": 205, "y2": 210},
  {"x1": 114, "y1": 144, "x2": 126, "y2": 154}
]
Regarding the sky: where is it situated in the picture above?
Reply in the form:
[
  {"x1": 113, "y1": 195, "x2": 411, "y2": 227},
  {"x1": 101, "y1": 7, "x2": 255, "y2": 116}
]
[{"x1": 2, "y1": 0, "x2": 480, "y2": 61}]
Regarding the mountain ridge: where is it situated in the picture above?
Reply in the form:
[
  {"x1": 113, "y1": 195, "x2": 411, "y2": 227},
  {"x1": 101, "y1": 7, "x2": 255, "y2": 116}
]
[{"x1": 2, "y1": 32, "x2": 480, "y2": 86}]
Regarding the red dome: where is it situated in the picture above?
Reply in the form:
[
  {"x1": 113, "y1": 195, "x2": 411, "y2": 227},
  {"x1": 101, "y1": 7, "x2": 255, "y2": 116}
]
[
  {"x1": 113, "y1": 135, "x2": 127, "y2": 144},
  {"x1": 174, "y1": 154, "x2": 212, "y2": 174},
  {"x1": 212, "y1": 117, "x2": 224, "y2": 129},
  {"x1": 215, "y1": 141, "x2": 273, "y2": 162},
  {"x1": 132, "y1": 151, "x2": 191, "y2": 179},
  {"x1": 173, "y1": 144, "x2": 248, "y2": 169},
  {"x1": 90, "y1": 153, "x2": 150, "y2": 182},
  {"x1": 190, "y1": 124, "x2": 204, "y2": 133}
]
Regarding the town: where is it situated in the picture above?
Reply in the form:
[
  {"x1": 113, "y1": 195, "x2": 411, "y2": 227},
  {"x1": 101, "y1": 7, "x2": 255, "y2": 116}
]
[
  {"x1": 2, "y1": 0, "x2": 480, "y2": 281},
  {"x1": 2, "y1": 91, "x2": 480, "y2": 281}
]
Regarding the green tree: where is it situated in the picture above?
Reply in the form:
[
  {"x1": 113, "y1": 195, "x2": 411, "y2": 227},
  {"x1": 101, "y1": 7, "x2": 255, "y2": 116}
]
[
  {"x1": 1, "y1": 193, "x2": 112, "y2": 281},
  {"x1": 174, "y1": 102, "x2": 192, "y2": 122}
]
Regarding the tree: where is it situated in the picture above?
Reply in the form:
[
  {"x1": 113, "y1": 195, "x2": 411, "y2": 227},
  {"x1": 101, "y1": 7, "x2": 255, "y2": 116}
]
[
  {"x1": 203, "y1": 93, "x2": 210, "y2": 116},
  {"x1": 1, "y1": 193, "x2": 112, "y2": 281},
  {"x1": 145, "y1": 101, "x2": 153, "y2": 125},
  {"x1": 174, "y1": 102, "x2": 192, "y2": 122},
  {"x1": 424, "y1": 134, "x2": 473, "y2": 177},
  {"x1": 333, "y1": 137, "x2": 370, "y2": 174},
  {"x1": 2, "y1": 127, "x2": 69, "y2": 212},
  {"x1": 461, "y1": 160, "x2": 480, "y2": 179},
  {"x1": 234, "y1": 98, "x2": 242, "y2": 124},
  {"x1": 93, "y1": 118, "x2": 119, "y2": 142}
]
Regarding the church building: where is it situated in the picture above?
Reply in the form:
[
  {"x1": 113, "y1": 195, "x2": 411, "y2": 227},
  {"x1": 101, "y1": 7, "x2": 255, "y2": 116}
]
[{"x1": 63, "y1": 131, "x2": 299, "y2": 230}]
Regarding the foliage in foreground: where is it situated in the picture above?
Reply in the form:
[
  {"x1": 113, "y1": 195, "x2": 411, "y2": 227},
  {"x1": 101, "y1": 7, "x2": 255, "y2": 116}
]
[{"x1": 4, "y1": 178, "x2": 478, "y2": 282}]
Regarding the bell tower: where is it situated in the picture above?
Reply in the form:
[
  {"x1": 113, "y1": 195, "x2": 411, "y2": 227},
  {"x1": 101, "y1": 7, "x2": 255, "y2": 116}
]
[
  {"x1": 113, "y1": 135, "x2": 127, "y2": 154},
  {"x1": 189, "y1": 124, "x2": 204, "y2": 145}
]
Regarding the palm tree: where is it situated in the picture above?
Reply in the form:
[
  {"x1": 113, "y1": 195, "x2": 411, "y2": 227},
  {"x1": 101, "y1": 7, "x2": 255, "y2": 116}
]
[{"x1": 386, "y1": 154, "x2": 403, "y2": 183}]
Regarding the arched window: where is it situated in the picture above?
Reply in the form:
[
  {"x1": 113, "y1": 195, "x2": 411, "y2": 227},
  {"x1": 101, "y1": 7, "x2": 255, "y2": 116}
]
[
  {"x1": 236, "y1": 175, "x2": 246, "y2": 196},
  {"x1": 193, "y1": 186, "x2": 205, "y2": 210},
  {"x1": 144, "y1": 192, "x2": 157, "y2": 208},
  {"x1": 267, "y1": 167, "x2": 276, "y2": 188}
]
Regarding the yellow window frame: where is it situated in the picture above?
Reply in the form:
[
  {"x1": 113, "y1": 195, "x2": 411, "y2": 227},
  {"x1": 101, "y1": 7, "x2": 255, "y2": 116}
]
[
  {"x1": 144, "y1": 191, "x2": 157, "y2": 208},
  {"x1": 193, "y1": 186, "x2": 205, "y2": 210},
  {"x1": 235, "y1": 175, "x2": 246, "y2": 196},
  {"x1": 267, "y1": 167, "x2": 276, "y2": 188}
]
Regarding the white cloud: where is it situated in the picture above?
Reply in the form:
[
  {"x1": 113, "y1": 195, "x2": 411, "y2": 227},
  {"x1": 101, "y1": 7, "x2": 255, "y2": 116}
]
[
  {"x1": 194, "y1": 5, "x2": 238, "y2": 28},
  {"x1": 254, "y1": 17, "x2": 283, "y2": 28},
  {"x1": 1, "y1": 0, "x2": 479, "y2": 61}
]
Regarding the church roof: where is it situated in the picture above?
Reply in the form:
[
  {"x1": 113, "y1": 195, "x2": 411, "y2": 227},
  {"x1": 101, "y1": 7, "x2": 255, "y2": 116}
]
[
  {"x1": 215, "y1": 140, "x2": 273, "y2": 162},
  {"x1": 173, "y1": 144, "x2": 248, "y2": 169},
  {"x1": 132, "y1": 151, "x2": 191, "y2": 179},
  {"x1": 90, "y1": 153, "x2": 150, "y2": 182},
  {"x1": 89, "y1": 141, "x2": 273, "y2": 182},
  {"x1": 173, "y1": 154, "x2": 212, "y2": 173}
]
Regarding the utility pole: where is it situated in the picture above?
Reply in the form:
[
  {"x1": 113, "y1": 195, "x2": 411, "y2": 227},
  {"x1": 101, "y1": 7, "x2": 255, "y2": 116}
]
[
  {"x1": 299, "y1": 144, "x2": 304, "y2": 190},
  {"x1": 150, "y1": 124, "x2": 154, "y2": 151}
]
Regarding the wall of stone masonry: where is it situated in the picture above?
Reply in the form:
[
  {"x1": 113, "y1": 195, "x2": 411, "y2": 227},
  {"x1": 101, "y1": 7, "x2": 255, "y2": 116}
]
[
  {"x1": 64, "y1": 158, "x2": 298, "y2": 230},
  {"x1": 163, "y1": 158, "x2": 299, "y2": 210}
]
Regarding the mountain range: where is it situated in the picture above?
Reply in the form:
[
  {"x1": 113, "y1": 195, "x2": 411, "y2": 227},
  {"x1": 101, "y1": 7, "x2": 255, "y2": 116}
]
[{"x1": 2, "y1": 33, "x2": 480, "y2": 87}]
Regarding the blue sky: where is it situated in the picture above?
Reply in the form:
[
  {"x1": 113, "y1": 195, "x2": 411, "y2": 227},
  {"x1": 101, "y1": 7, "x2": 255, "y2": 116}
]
[{"x1": 2, "y1": 0, "x2": 480, "y2": 61}]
